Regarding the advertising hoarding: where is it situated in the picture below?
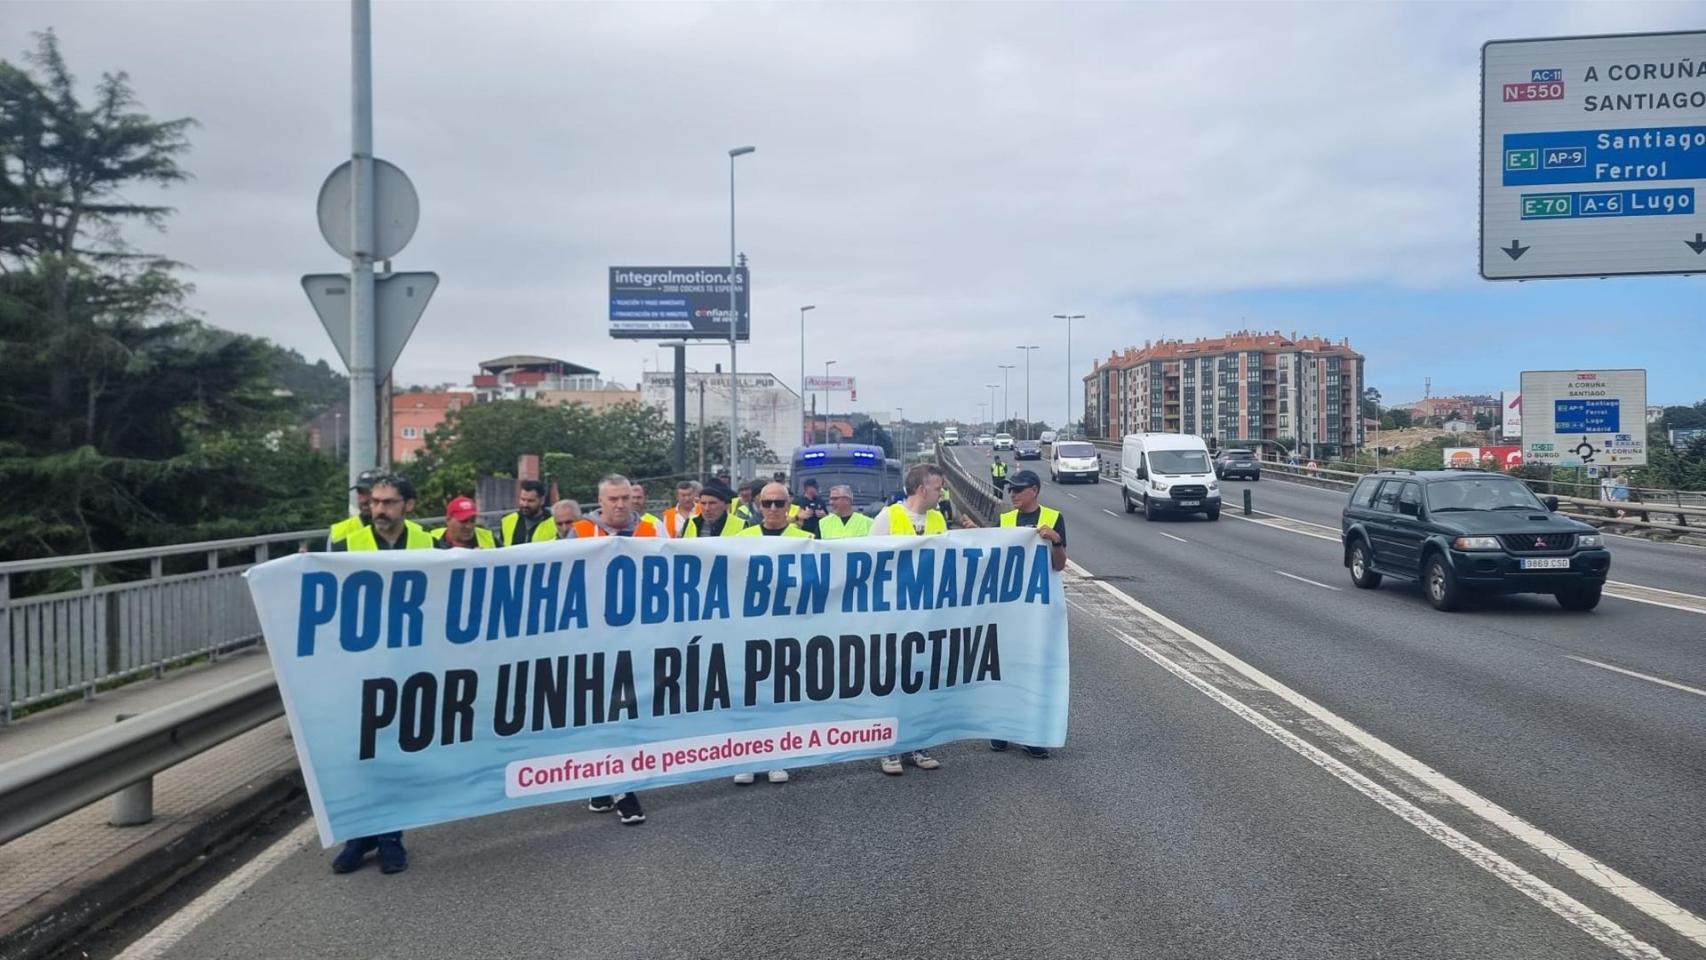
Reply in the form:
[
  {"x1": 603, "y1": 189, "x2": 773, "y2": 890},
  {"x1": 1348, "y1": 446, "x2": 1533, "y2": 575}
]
[{"x1": 608, "y1": 266, "x2": 750, "y2": 341}]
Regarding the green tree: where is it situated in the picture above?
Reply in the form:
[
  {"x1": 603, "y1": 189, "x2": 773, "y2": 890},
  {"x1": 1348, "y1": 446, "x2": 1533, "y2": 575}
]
[{"x1": 851, "y1": 421, "x2": 894, "y2": 456}]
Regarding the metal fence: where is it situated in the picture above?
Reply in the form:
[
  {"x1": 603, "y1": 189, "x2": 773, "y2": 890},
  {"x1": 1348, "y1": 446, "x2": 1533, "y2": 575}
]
[{"x1": 0, "y1": 529, "x2": 326, "y2": 723}]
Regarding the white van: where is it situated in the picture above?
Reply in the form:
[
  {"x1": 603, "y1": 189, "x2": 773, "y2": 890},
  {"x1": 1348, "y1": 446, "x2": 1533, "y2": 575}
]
[
  {"x1": 942, "y1": 426, "x2": 960, "y2": 446},
  {"x1": 1050, "y1": 440, "x2": 1102, "y2": 484},
  {"x1": 1038, "y1": 431, "x2": 1058, "y2": 445},
  {"x1": 1120, "y1": 433, "x2": 1221, "y2": 520}
]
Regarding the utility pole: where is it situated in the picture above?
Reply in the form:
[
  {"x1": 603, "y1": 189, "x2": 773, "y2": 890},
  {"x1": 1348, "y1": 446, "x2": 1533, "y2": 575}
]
[
  {"x1": 798, "y1": 305, "x2": 815, "y2": 448},
  {"x1": 1054, "y1": 314, "x2": 1083, "y2": 439},
  {"x1": 347, "y1": 0, "x2": 377, "y2": 505},
  {"x1": 1018, "y1": 345, "x2": 1039, "y2": 440},
  {"x1": 998, "y1": 364, "x2": 1014, "y2": 435},
  {"x1": 727, "y1": 146, "x2": 755, "y2": 477},
  {"x1": 987, "y1": 385, "x2": 998, "y2": 432}
]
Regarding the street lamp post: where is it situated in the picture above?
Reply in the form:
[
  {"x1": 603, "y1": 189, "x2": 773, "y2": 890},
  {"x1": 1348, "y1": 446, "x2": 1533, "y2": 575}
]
[
  {"x1": 798, "y1": 304, "x2": 815, "y2": 446},
  {"x1": 987, "y1": 385, "x2": 998, "y2": 433},
  {"x1": 1053, "y1": 314, "x2": 1083, "y2": 439},
  {"x1": 823, "y1": 360, "x2": 837, "y2": 444},
  {"x1": 1017, "y1": 345, "x2": 1039, "y2": 440},
  {"x1": 997, "y1": 364, "x2": 1014, "y2": 435},
  {"x1": 727, "y1": 145, "x2": 755, "y2": 475}
]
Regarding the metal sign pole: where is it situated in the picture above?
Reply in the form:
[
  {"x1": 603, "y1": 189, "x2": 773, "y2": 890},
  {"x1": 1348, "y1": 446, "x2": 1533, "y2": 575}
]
[{"x1": 347, "y1": 0, "x2": 377, "y2": 501}]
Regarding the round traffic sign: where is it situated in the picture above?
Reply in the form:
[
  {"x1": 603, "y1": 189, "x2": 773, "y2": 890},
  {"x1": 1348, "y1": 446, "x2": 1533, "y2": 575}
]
[{"x1": 316, "y1": 158, "x2": 420, "y2": 261}]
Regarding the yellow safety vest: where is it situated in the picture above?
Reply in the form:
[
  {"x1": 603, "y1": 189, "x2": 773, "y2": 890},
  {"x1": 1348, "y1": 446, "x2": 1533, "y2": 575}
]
[
  {"x1": 640, "y1": 512, "x2": 663, "y2": 530},
  {"x1": 328, "y1": 515, "x2": 366, "y2": 544},
  {"x1": 991, "y1": 461, "x2": 1008, "y2": 479},
  {"x1": 882, "y1": 503, "x2": 947, "y2": 536},
  {"x1": 344, "y1": 520, "x2": 435, "y2": 551},
  {"x1": 939, "y1": 488, "x2": 952, "y2": 502},
  {"x1": 683, "y1": 513, "x2": 746, "y2": 538},
  {"x1": 734, "y1": 524, "x2": 815, "y2": 539},
  {"x1": 1000, "y1": 506, "x2": 1061, "y2": 531},
  {"x1": 501, "y1": 511, "x2": 558, "y2": 547},
  {"x1": 818, "y1": 512, "x2": 874, "y2": 539},
  {"x1": 431, "y1": 526, "x2": 497, "y2": 549}
]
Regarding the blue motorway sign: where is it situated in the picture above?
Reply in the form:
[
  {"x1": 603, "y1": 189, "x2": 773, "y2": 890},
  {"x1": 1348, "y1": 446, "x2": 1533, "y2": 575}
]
[
  {"x1": 609, "y1": 266, "x2": 750, "y2": 341},
  {"x1": 1553, "y1": 399, "x2": 1620, "y2": 434},
  {"x1": 1519, "y1": 187, "x2": 1694, "y2": 220},
  {"x1": 1503, "y1": 126, "x2": 1706, "y2": 186}
]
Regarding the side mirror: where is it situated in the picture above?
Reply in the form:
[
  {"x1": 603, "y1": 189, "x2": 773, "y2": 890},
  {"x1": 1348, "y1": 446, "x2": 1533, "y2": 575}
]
[
  {"x1": 1135, "y1": 465, "x2": 1147, "y2": 480},
  {"x1": 1544, "y1": 496, "x2": 1559, "y2": 512}
]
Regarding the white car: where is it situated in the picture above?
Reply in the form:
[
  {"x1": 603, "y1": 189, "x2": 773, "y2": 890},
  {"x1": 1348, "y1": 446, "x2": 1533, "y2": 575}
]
[
  {"x1": 1039, "y1": 431, "x2": 1058, "y2": 445},
  {"x1": 977, "y1": 434, "x2": 995, "y2": 446},
  {"x1": 1120, "y1": 433, "x2": 1221, "y2": 520},
  {"x1": 1050, "y1": 440, "x2": 1101, "y2": 484},
  {"x1": 993, "y1": 433, "x2": 1014, "y2": 450}
]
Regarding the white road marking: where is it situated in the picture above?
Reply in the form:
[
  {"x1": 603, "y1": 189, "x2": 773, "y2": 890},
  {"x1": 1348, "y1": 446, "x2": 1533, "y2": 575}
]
[
  {"x1": 1159, "y1": 532, "x2": 1189, "y2": 544},
  {"x1": 1222, "y1": 510, "x2": 1339, "y2": 542},
  {"x1": 115, "y1": 818, "x2": 318, "y2": 960},
  {"x1": 1274, "y1": 570, "x2": 1340, "y2": 591},
  {"x1": 1102, "y1": 508, "x2": 1121, "y2": 518},
  {"x1": 1106, "y1": 622, "x2": 1667, "y2": 960},
  {"x1": 1066, "y1": 559, "x2": 1706, "y2": 952},
  {"x1": 1566, "y1": 656, "x2": 1706, "y2": 700},
  {"x1": 1066, "y1": 493, "x2": 1080, "y2": 500}
]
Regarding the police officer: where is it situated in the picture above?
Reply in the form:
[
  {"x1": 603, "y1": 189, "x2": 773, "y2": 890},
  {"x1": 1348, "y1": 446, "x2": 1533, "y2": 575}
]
[
  {"x1": 683, "y1": 483, "x2": 744, "y2": 537},
  {"x1": 990, "y1": 454, "x2": 1008, "y2": 495},
  {"x1": 500, "y1": 479, "x2": 556, "y2": 546},
  {"x1": 990, "y1": 469, "x2": 1066, "y2": 759},
  {"x1": 817, "y1": 484, "x2": 873, "y2": 539},
  {"x1": 329, "y1": 475, "x2": 432, "y2": 874},
  {"x1": 792, "y1": 478, "x2": 827, "y2": 537},
  {"x1": 326, "y1": 469, "x2": 382, "y2": 549},
  {"x1": 432, "y1": 496, "x2": 495, "y2": 549}
]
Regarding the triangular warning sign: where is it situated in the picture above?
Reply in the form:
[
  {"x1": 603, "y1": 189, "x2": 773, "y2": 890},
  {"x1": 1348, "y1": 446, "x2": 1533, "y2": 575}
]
[{"x1": 303, "y1": 272, "x2": 438, "y2": 379}]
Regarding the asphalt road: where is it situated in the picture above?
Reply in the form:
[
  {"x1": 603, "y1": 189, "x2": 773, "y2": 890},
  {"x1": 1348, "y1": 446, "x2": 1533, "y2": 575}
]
[
  {"x1": 949, "y1": 444, "x2": 1706, "y2": 922},
  {"x1": 118, "y1": 592, "x2": 1666, "y2": 960},
  {"x1": 97, "y1": 450, "x2": 1706, "y2": 960}
]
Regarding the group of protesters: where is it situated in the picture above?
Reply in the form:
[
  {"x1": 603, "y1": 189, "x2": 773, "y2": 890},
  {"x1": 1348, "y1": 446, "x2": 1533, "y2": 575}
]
[{"x1": 322, "y1": 459, "x2": 1066, "y2": 876}]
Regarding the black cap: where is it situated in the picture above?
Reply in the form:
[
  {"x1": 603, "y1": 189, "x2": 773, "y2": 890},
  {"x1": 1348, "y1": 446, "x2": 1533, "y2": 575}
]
[
  {"x1": 352, "y1": 469, "x2": 382, "y2": 491},
  {"x1": 700, "y1": 483, "x2": 734, "y2": 503},
  {"x1": 1008, "y1": 469, "x2": 1041, "y2": 490}
]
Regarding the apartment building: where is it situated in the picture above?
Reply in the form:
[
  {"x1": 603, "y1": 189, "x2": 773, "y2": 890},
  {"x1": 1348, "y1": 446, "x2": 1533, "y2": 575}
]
[{"x1": 1083, "y1": 330, "x2": 1365, "y2": 455}]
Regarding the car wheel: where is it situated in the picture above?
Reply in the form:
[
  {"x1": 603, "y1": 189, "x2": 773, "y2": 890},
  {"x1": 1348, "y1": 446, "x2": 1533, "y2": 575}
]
[
  {"x1": 1123, "y1": 488, "x2": 1136, "y2": 513},
  {"x1": 1348, "y1": 540, "x2": 1382, "y2": 589},
  {"x1": 1423, "y1": 554, "x2": 1462, "y2": 611},
  {"x1": 1143, "y1": 496, "x2": 1157, "y2": 521},
  {"x1": 1556, "y1": 586, "x2": 1602, "y2": 611}
]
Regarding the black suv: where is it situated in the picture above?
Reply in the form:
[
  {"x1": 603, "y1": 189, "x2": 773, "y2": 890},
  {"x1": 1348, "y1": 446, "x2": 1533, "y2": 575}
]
[
  {"x1": 1341, "y1": 469, "x2": 1611, "y2": 611},
  {"x1": 1014, "y1": 439, "x2": 1042, "y2": 461}
]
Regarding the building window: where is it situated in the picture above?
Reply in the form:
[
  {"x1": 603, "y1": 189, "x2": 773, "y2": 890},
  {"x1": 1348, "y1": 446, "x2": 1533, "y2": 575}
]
[{"x1": 401, "y1": 427, "x2": 420, "y2": 439}]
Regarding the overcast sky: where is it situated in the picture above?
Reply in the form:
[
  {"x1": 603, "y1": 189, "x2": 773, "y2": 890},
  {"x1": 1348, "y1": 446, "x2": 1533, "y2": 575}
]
[{"x1": 8, "y1": 0, "x2": 1704, "y2": 424}]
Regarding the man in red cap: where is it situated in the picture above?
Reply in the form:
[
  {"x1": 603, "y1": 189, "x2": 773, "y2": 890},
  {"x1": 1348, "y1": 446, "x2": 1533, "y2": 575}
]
[{"x1": 433, "y1": 496, "x2": 495, "y2": 550}]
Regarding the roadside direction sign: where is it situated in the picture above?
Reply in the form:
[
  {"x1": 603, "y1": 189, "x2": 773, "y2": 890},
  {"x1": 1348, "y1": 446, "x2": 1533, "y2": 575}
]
[
  {"x1": 1482, "y1": 31, "x2": 1706, "y2": 279},
  {"x1": 303, "y1": 271, "x2": 439, "y2": 380},
  {"x1": 1519, "y1": 369, "x2": 1648, "y2": 467}
]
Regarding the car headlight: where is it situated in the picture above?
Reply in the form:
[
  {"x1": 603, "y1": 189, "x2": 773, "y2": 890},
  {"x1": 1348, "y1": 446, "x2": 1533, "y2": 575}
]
[
  {"x1": 1208, "y1": 482, "x2": 1220, "y2": 492},
  {"x1": 1151, "y1": 480, "x2": 1169, "y2": 491},
  {"x1": 1452, "y1": 536, "x2": 1501, "y2": 551},
  {"x1": 1576, "y1": 533, "x2": 1603, "y2": 548}
]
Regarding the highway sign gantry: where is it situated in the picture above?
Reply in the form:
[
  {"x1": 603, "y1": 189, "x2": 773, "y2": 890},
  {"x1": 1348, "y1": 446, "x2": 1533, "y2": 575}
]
[{"x1": 1482, "y1": 31, "x2": 1706, "y2": 280}]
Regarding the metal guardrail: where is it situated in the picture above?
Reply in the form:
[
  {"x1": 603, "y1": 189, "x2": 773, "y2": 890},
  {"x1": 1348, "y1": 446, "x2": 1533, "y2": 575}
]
[
  {"x1": 0, "y1": 670, "x2": 283, "y2": 845},
  {"x1": 936, "y1": 444, "x2": 1001, "y2": 526}
]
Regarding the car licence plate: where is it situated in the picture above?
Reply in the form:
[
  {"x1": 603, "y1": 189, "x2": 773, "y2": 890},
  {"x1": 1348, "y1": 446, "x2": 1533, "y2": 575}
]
[
  {"x1": 1520, "y1": 557, "x2": 1570, "y2": 570},
  {"x1": 1178, "y1": 500, "x2": 1201, "y2": 507}
]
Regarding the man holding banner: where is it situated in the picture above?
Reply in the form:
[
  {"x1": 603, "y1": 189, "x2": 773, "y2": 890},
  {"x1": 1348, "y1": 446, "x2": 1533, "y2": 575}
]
[
  {"x1": 729, "y1": 481, "x2": 815, "y2": 785},
  {"x1": 866, "y1": 464, "x2": 949, "y2": 775}
]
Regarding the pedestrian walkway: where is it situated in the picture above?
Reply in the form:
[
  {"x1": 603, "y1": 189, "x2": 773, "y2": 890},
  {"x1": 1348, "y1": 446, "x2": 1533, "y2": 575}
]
[{"x1": 0, "y1": 647, "x2": 301, "y2": 959}]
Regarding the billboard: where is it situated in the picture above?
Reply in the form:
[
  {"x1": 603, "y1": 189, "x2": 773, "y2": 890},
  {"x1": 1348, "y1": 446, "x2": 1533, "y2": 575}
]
[
  {"x1": 608, "y1": 266, "x2": 750, "y2": 341},
  {"x1": 1443, "y1": 446, "x2": 1524, "y2": 470},
  {"x1": 1481, "y1": 32, "x2": 1706, "y2": 280},
  {"x1": 1520, "y1": 369, "x2": 1647, "y2": 466},
  {"x1": 804, "y1": 375, "x2": 855, "y2": 392},
  {"x1": 1501, "y1": 389, "x2": 1521, "y2": 438}
]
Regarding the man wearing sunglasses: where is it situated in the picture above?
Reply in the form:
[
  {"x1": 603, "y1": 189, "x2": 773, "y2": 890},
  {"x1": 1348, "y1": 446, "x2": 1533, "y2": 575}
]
[
  {"x1": 732, "y1": 481, "x2": 811, "y2": 785},
  {"x1": 817, "y1": 484, "x2": 872, "y2": 539},
  {"x1": 989, "y1": 469, "x2": 1066, "y2": 760},
  {"x1": 328, "y1": 475, "x2": 433, "y2": 875}
]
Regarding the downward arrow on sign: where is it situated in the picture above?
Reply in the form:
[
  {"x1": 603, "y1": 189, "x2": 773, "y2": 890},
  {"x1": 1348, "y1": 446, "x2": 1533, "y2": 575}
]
[
  {"x1": 1686, "y1": 232, "x2": 1706, "y2": 254},
  {"x1": 1502, "y1": 239, "x2": 1529, "y2": 260}
]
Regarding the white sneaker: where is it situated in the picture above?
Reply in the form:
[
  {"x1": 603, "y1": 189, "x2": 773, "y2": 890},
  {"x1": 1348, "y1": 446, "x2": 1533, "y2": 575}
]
[
  {"x1": 880, "y1": 755, "x2": 904, "y2": 776},
  {"x1": 767, "y1": 769, "x2": 790, "y2": 784},
  {"x1": 910, "y1": 750, "x2": 941, "y2": 770},
  {"x1": 732, "y1": 771, "x2": 755, "y2": 785}
]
